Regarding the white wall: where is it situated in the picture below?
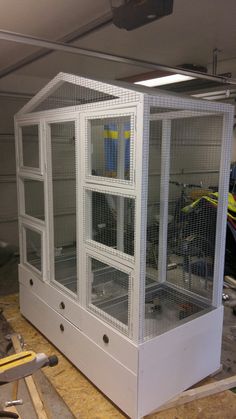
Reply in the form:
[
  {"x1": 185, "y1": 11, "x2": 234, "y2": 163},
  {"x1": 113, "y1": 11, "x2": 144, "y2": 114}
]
[{"x1": 0, "y1": 95, "x2": 27, "y2": 247}]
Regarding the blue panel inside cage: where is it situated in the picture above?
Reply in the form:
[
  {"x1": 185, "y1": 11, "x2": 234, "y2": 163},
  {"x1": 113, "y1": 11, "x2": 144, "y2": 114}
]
[{"x1": 104, "y1": 122, "x2": 130, "y2": 172}]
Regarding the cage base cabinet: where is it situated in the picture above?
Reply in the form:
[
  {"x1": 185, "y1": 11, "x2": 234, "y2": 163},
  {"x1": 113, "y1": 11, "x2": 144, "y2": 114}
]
[
  {"x1": 15, "y1": 72, "x2": 233, "y2": 419},
  {"x1": 20, "y1": 267, "x2": 223, "y2": 419}
]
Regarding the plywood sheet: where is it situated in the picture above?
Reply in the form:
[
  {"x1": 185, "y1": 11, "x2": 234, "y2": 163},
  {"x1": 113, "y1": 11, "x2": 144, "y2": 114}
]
[{"x1": 2, "y1": 294, "x2": 236, "y2": 419}]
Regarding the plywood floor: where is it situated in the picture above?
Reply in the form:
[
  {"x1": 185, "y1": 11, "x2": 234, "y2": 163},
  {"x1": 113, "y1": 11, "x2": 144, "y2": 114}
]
[{"x1": 2, "y1": 294, "x2": 236, "y2": 419}]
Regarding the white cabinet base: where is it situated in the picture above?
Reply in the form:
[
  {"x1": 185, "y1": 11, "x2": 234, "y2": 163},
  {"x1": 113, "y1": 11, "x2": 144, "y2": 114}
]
[
  {"x1": 20, "y1": 281, "x2": 223, "y2": 418},
  {"x1": 20, "y1": 283, "x2": 138, "y2": 418}
]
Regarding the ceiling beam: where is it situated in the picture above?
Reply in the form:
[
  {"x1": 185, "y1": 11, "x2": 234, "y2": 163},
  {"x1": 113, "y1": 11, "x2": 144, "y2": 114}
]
[
  {"x1": 0, "y1": 90, "x2": 33, "y2": 99},
  {"x1": 0, "y1": 28, "x2": 236, "y2": 85},
  {"x1": 0, "y1": 11, "x2": 113, "y2": 79}
]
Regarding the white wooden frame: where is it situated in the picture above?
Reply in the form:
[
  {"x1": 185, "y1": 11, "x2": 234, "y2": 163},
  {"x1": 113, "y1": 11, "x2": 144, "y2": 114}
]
[
  {"x1": 84, "y1": 185, "x2": 135, "y2": 264},
  {"x1": 45, "y1": 117, "x2": 79, "y2": 300},
  {"x1": 212, "y1": 111, "x2": 234, "y2": 306},
  {"x1": 85, "y1": 248, "x2": 133, "y2": 337},
  {"x1": 19, "y1": 176, "x2": 45, "y2": 222},
  {"x1": 18, "y1": 121, "x2": 43, "y2": 175},
  {"x1": 16, "y1": 119, "x2": 48, "y2": 282},
  {"x1": 21, "y1": 220, "x2": 46, "y2": 279},
  {"x1": 82, "y1": 107, "x2": 136, "y2": 189},
  {"x1": 157, "y1": 119, "x2": 171, "y2": 284},
  {"x1": 78, "y1": 103, "x2": 141, "y2": 341}
]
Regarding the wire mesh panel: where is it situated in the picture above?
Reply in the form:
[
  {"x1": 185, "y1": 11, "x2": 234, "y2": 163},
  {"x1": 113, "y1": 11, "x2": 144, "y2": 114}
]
[
  {"x1": 24, "y1": 227, "x2": 42, "y2": 273},
  {"x1": 144, "y1": 283, "x2": 210, "y2": 339},
  {"x1": 22, "y1": 73, "x2": 141, "y2": 116},
  {"x1": 144, "y1": 108, "x2": 223, "y2": 340},
  {"x1": 87, "y1": 114, "x2": 134, "y2": 182},
  {"x1": 87, "y1": 256, "x2": 130, "y2": 334},
  {"x1": 50, "y1": 121, "x2": 77, "y2": 293},
  {"x1": 34, "y1": 81, "x2": 117, "y2": 112},
  {"x1": 146, "y1": 119, "x2": 162, "y2": 277},
  {"x1": 87, "y1": 190, "x2": 135, "y2": 257},
  {"x1": 24, "y1": 179, "x2": 45, "y2": 220},
  {"x1": 166, "y1": 114, "x2": 223, "y2": 301},
  {"x1": 21, "y1": 125, "x2": 39, "y2": 169}
]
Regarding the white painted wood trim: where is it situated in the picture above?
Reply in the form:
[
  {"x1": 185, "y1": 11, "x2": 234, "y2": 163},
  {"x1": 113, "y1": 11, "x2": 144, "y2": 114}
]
[
  {"x1": 158, "y1": 119, "x2": 171, "y2": 283},
  {"x1": 212, "y1": 110, "x2": 234, "y2": 306}
]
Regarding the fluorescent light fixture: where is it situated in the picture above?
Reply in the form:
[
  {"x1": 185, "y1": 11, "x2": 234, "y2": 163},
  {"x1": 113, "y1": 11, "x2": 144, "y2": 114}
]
[{"x1": 135, "y1": 74, "x2": 195, "y2": 87}]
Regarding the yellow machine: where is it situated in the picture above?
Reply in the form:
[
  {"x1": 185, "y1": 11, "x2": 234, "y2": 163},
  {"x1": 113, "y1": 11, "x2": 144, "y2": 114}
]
[
  {"x1": 0, "y1": 350, "x2": 58, "y2": 385},
  {"x1": 0, "y1": 350, "x2": 58, "y2": 418}
]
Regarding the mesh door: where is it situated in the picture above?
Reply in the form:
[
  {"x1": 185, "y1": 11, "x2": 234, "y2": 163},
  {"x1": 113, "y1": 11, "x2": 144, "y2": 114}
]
[
  {"x1": 24, "y1": 179, "x2": 45, "y2": 220},
  {"x1": 50, "y1": 121, "x2": 77, "y2": 293},
  {"x1": 87, "y1": 190, "x2": 135, "y2": 257},
  {"x1": 21, "y1": 125, "x2": 39, "y2": 169},
  {"x1": 25, "y1": 227, "x2": 42, "y2": 273},
  {"x1": 87, "y1": 256, "x2": 130, "y2": 333},
  {"x1": 87, "y1": 114, "x2": 134, "y2": 182}
]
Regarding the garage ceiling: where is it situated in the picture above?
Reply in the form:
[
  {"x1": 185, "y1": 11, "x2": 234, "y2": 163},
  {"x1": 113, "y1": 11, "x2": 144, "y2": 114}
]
[{"x1": 0, "y1": 0, "x2": 236, "y2": 93}]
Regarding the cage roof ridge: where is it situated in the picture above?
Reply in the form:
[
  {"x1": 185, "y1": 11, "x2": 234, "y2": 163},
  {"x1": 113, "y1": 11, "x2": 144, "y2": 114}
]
[{"x1": 16, "y1": 71, "x2": 234, "y2": 116}]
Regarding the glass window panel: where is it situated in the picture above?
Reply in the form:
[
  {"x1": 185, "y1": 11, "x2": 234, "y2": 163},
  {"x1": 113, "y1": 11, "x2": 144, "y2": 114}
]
[
  {"x1": 90, "y1": 115, "x2": 132, "y2": 180},
  {"x1": 90, "y1": 191, "x2": 135, "y2": 256},
  {"x1": 21, "y1": 125, "x2": 39, "y2": 169},
  {"x1": 24, "y1": 179, "x2": 44, "y2": 220},
  {"x1": 50, "y1": 121, "x2": 77, "y2": 293},
  {"x1": 89, "y1": 257, "x2": 129, "y2": 329},
  {"x1": 25, "y1": 228, "x2": 42, "y2": 272}
]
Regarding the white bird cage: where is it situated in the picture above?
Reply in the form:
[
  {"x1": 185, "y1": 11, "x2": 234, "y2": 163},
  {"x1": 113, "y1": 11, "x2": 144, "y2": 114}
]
[{"x1": 15, "y1": 73, "x2": 233, "y2": 418}]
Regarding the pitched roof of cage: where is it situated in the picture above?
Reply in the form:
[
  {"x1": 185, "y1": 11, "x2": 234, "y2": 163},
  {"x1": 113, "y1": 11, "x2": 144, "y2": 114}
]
[
  {"x1": 17, "y1": 72, "x2": 145, "y2": 116},
  {"x1": 17, "y1": 71, "x2": 233, "y2": 117}
]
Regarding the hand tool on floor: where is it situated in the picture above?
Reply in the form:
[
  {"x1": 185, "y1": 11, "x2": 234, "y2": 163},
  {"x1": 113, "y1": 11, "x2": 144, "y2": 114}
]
[
  {"x1": 0, "y1": 351, "x2": 58, "y2": 385},
  {"x1": 0, "y1": 350, "x2": 58, "y2": 418}
]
